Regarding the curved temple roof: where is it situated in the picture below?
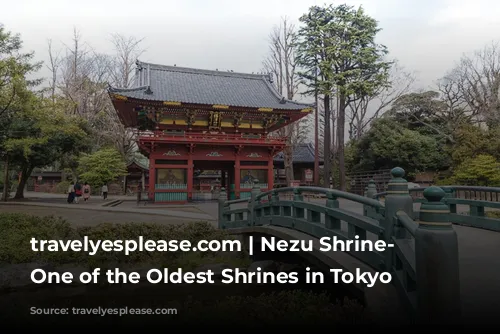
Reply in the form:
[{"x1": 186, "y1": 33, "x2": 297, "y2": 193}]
[{"x1": 109, "y1": 61, "x2": 312, "y2": 111}]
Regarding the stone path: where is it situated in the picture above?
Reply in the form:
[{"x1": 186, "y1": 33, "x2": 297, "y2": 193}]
[
  {"x1": 0, "y1": 204, "x2": 214, "y2": 227},
  {"x1": 0, "y1": 201, "x2": 214, "y2": 220},
  {"x1": 2, "y1": 192, "x2": 216, "y2": 222}
]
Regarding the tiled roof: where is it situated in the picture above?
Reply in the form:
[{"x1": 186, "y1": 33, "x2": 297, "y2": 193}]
[
  {"x1": 127, "y1": 156, "x2": 149, "y2": 171},
  {"x1": 108, "y1": 61, "x2": 311, "y2": 110},
  {"x1": 274, "y1": 143, "x2": 322, "y2": 163}
]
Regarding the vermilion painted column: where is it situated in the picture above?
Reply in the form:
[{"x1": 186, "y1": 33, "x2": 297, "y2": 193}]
[
  {"x1": 187, "y1": 154, "x2": 193, "y2": 201},
  {"x1": 148, "y1": 156, "x2": 155, "y2": 202},
  {"x1": 235, "y1": 155, "x2": 241, "y2": 199},
  {"x1": 267, "y1": 157, "x2": 274, "y2": 191}
]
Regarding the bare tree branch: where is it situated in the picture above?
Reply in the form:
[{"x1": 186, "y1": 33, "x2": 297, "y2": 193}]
[
  {"x1": 108, "y1": 33, "x2": 145, "y2": 88},
  {"x1": 263, "y1": 17, "x2": 307, "y2": 184},
  {"x1": 347, "y1": 61, "x2": 415, "y2": 139},
  {"x1": 445, "y1": 42, "x2": 500, "y2": 127},
  {"x1": 46, "y1": 39, "x2": 61, "y2": 103}
]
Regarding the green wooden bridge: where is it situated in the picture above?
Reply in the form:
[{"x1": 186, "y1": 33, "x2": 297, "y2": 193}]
[{"x1": 217, "y1": 167, "x2": 500, "y2": 324}]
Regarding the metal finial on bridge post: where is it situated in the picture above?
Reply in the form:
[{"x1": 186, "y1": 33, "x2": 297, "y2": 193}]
[
  {"x1": 218, "y1": 187, "x2": 227, "y2": 229},
  {"x1": 416, "y1": 186, "x2": 461, "y2": 324}
]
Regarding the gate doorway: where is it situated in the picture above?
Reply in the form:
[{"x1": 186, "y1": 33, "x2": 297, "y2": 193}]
[{"x1": 191, "y1": 161, "x2": 232, "y2": 202}]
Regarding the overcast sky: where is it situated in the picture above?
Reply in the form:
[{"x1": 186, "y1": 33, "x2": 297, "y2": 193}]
[{"x1": 2, "y1": 0, "x2": 500, "y2": 92}]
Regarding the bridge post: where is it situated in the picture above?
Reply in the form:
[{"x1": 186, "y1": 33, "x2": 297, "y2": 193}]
[
  {"x1": 293, "y1": 188, "x2": 305, "y2": 221},
  {"x1": 325, "y1": 192, "x2": 340, "y2": 230},
  {"x1": 364, "y1": 179, "x2": 378, "y2": 217},
  {"x1": 384, "y1": 167, "x2": 413, "y2": 237},
  {"x1": 251, "y1": 183, "x2": 262, "y2": 202},
  {"x1": 366, "y1": 179, "x2": 377, "y2": 199},
  {"x1": 218, "y1": 187, "x2": 228, "y2": 229},
  {"x1": 383, "y1": 167, "x2": 413, "y2": 270},
  {"x1": 442, "y1": 187, "x2": 455, "y2": 199},
  {"x1": 271, "y1": 189, "x2": 279, "y2": 204},
  {"x1": 416, "y1": 186, "x2": 461, "y2": 324},
  {"x1": 247, "y1": 183, "x2": 261, "y2": 226},
  {"x1": 293, "y1": 187, "x2": 303, "y2": 201},
  {"x1": 442, "y1": 187, "x2": 457, "y2": 213}
]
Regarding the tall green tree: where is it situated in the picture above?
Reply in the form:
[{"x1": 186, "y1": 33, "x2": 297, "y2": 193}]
[
  {"x1": 0, "y1": 25, "x2": 41, "y2": 117},
  {"x1": 347, "y1": 118, "x2": 449, "y2": 177},
  {"x1": 296, "y1": 4, "x2": 391, "y2": 190},
  {"x1": 387, "y1": 90, "x2": 472, "y2": 143},
  {"x1": 5, "y1": 96, "x2": 87, "y2": 198},
  {"x1": 77, "y1": 148, "x2": 127, "y2": 187},
  {"x1": 296, "y1": 6, "x2": 335, "y2": 188},
  {"x1": 0, "y1": 25, "x2": 42, "y2": 200}
]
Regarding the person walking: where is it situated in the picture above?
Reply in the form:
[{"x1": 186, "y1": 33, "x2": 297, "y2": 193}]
[
  {"x1": 74, "y1": 181, "x2": 82, "y2": 203},
  {"x1": 101, "y1": 184, "x2": 108, "y2": 200},
  {"x1": 82, "y1": 182, "x2": 91, "y2": 202},
  {"x1": 67, "y1": 182, "x2": 75, "y2": 204}
]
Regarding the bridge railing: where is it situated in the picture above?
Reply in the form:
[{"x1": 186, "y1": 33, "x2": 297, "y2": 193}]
[
  {"x1": 374, "y1": 185, "x2": 500, "y2": 231},
  {"x1": 218, "y1": 167, "x2": 462, "y2": 324},
  {"x1": 222, "y1": 185, "x2": 386, "y2": 268},
  {"x1": 218, "y1": 197, "x2": 251, "y2": 228},
  {"x1": 389, "y1": 186, "x2": 461, "y2": 322},
  {"x1": 391, "y1": 210, "x2": 417, "y2": 311},
  {"x1": 440, "y1": 186, "x2": 500, "y2": 231}
]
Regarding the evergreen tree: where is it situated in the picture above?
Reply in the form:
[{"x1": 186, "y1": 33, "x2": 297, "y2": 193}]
[
  {"x1": 296, "y1": 4, "x2": 391, "y2": 189},
  {"x1": 0, "y1": 25, "x2": 42, "y2": 200}
]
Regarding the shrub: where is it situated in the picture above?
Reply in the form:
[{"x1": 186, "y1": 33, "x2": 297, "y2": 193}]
[
  {"x1": 55, "y1": 181, "x2": 71, "y2": 194},
  {"x1": 434, "y1": 177, "x2": 455, "y2": 186},
  {"x1": 0, "y1": 213, "x2": 80, "y2": 264},
  {"x1": 452, "y1": 154, "x2": 500, "y2": 186}
]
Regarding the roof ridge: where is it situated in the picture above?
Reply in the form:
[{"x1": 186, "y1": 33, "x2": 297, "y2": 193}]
[
  {"x1": 127, "y1": 156, "x2": 149, "y2": 170},
  {"x1": 137, "y1": 60, "x2": 268, "y2": 80},
  {"x1": 262, "y1": 78, "x2": 313, "y2": 108},
  {"x1": 110, "y1": 86, "x2": 148, "y2": 93}
]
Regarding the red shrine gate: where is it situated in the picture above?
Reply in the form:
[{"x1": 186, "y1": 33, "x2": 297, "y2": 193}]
[
  {"x1": 138, "y1": 132, "x2": 284, "y2": 202},
  {"x1": 109, "y1": 61, "x2": 311, "y2": 203}
]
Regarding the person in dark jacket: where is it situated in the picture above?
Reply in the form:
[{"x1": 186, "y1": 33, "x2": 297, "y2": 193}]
[
  {"x1": 74, "y1": 181, "x2": 82, "y2": 203},
  {"x1": 67, "y1": 182, "x2": 75, "y2": 204}
]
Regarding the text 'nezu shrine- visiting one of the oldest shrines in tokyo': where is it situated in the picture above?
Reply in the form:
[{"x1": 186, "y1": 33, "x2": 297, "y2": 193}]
[{"x1": 108, "y1": 61, "x2": 313, "y2": 203}]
